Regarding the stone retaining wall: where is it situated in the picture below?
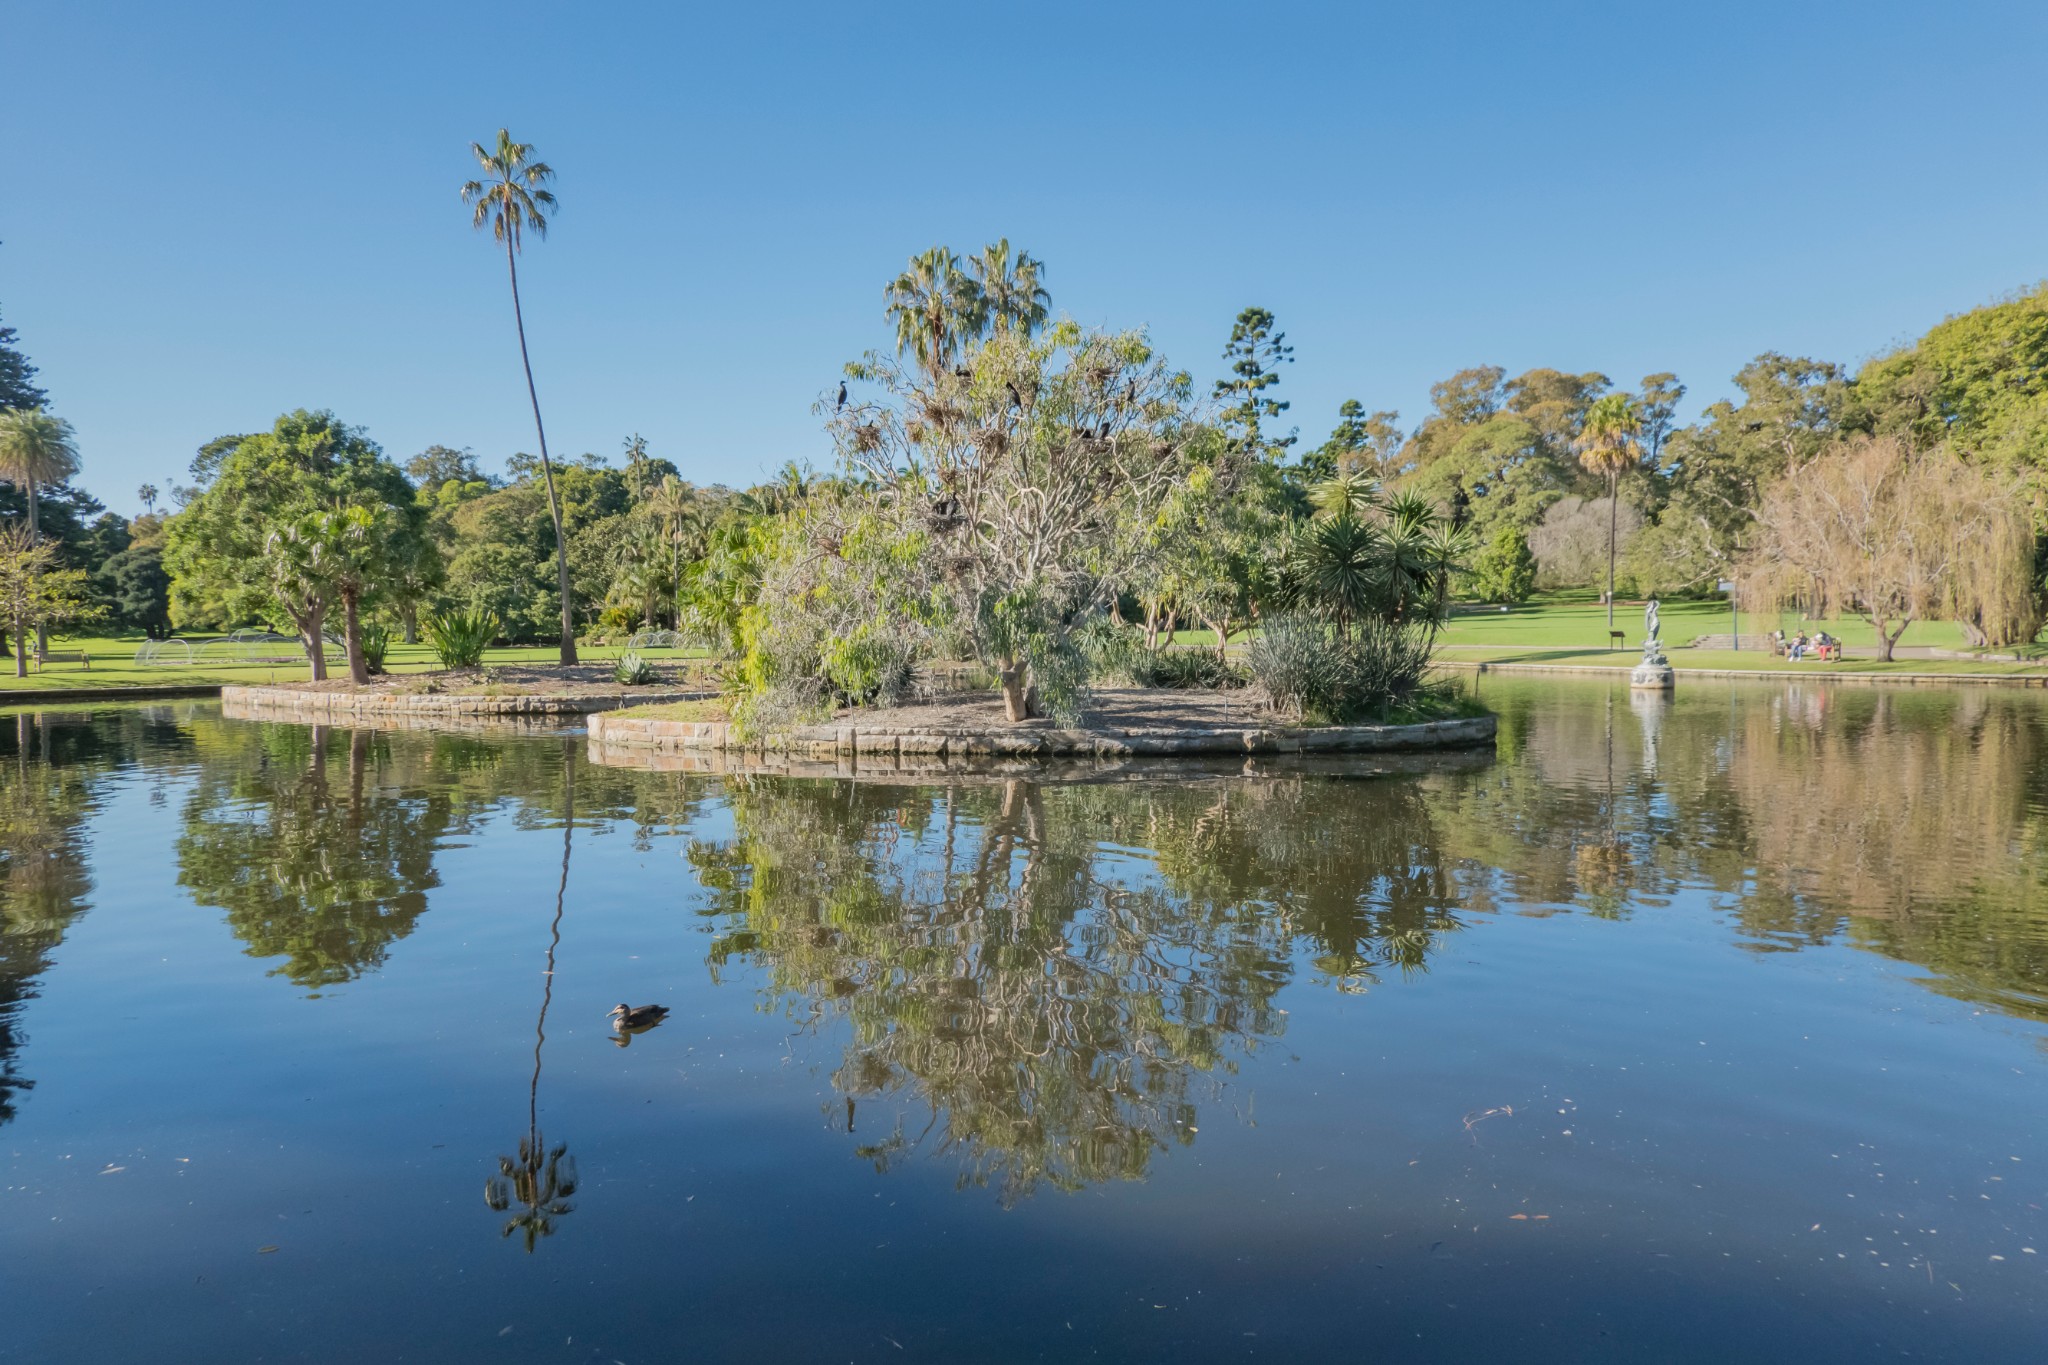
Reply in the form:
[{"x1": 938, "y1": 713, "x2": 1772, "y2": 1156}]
[
  {"x1": 586, "y1": 709, "x2": 1496, "y2": 764},
  {"x1": 221, "y1": 684, "x2": 707, "y2": 723}
]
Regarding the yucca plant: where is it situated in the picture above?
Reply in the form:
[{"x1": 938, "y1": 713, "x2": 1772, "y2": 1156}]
[
  {"x1": 613, "y1": 651, "x2": 658, "y2": 685},
  {"x1": 360, "y1": 622, "x2": 392, "y2": 675},
  {"x1": 425, "y1": 608, "x2": 498, "y2": 669}
]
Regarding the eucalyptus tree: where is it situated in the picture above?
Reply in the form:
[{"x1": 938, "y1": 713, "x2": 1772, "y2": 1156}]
[
  {"x1": 0, "y1": 408, "x2": 81, "y2": 652},
  {"x1": 1576, "y1": 393, "x2": 1645, "y2": 630},
  {"x1": 884, "y1": 246, "x2": 982, "y2": 375},
  {"x1": 462, "y1": 129, "x2": 578, "y2": 664},
  {"x1": 967, "y1": 239, "x2": 1051, "y2": 338}
]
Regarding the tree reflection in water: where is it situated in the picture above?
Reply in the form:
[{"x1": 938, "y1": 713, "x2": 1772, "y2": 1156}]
[
  {"x1": 485, "y1": 741, "x2": 578, "y2": 1251},
  {"x1": 687, "y1": 772, "x2": 1465, "y2": 1201},
  {"x1": 175, "y1": 724, "x2": 449, "y2": 991}
]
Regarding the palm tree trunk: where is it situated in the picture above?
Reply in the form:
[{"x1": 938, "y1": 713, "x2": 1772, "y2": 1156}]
[
  {"x1": 505, "y1": 238, "x2": 579, "y2": 666},
  {"x1": 1606, "y1": 471, "x2": 1618, "y2": 632},
  {"x1": 341, "y1": 589, "x2": 369, "y2": 685},
  {"x1": 27, "y1": 478, "x2": 47, "y2": 656}
]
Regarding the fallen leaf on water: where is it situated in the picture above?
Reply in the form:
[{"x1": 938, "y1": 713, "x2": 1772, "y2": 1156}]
[
  {"x1": 257, "y1": 1246, "x2": 279, "y2": 1254},
  {"x1": 1510, "y1": 1214, "x2": 1529, "y2": 1220},
  {"x1": 99, "y1": 1166, "x2": 125, "y2": 1175}
]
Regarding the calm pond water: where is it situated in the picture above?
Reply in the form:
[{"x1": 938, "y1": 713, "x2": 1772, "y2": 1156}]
[{"x1": 2, "y1": 679, "x2": 2045, "y2": 1363}]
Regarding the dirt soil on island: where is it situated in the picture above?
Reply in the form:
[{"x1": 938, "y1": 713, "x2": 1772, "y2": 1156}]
[{"x1": 841, "y1": 686, "x2": 1273, "y2": 731}]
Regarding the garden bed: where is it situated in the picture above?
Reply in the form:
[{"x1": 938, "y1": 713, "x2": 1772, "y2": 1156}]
[{"x1": 587, "y1": 685, "x2": 1495, "y2": 770}]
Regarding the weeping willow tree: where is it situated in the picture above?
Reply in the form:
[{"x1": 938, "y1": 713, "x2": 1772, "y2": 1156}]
[{"x1": 1741, "y1": 435, "x2": 2042, "y2": 657}]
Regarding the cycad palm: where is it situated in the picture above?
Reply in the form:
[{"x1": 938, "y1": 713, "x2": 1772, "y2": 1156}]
[
  {"x1": 1576, "y1": 394, "x2": 1644, "y2": 630},
  {"x1": 885, "y1": 246, "x2": 982, "y2": 374},
  {"x1": 462, "y1": 129, "x2": 578, "y2": 665},
  {"x1": 967, "y1": 239, "x2": 1050, "y2": 339},
  {"x1": 0, "y1": 408, "x2": 81, "y2": 654}
]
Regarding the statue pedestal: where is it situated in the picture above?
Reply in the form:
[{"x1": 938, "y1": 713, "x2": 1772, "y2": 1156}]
[{"x1": 1630, "y1": 656, "x2": 1676, "y2": 691}]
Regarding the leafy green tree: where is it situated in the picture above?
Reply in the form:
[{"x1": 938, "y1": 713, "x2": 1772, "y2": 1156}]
[
  {"x1": 96, "y1": 543, "x2": 172, "y2": 636},
  {"x1": 0, "y1": 408, "x2": 81, "y2": 653},
  {"x1": 0, "y1": 527, "x2": 98, "y2": 674},
  {"x1": 462, "y1": 129, "x2": 578, "y2": 665},
  {"x1": 164, "y1": 410, "x2": 432, "y2": 679},
  {"x1": 444, "y1": 462, "x2": 631, "y2": 640},
  {"x1": 1152, "y1": 437, "x2": 1290, "y2": 661},
  {"x1": 1213, "y1": 307, "x2": 1295, "y2": 460},
  {"x1": 405, "y1": 444, "x2": 492, "y2": 495},
  {"x1": 1471, "y1": 523, "x2": 1537, "y2": 603},
  {"x1": 1636, "y1": 372, "x2": 1686, "y2": 463},
  {"x1": 1631, "y1": 354, "x2": 1855, "y2": 592},
  {"x1": 1576, "y1": 394, "x2": 1644, "y2": 629},
  {"x1": 189, "y1": 432, "x2": 256, "y2": 485}
]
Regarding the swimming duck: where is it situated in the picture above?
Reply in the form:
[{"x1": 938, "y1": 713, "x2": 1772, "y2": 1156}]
[{"x1": 607, "y1": 1002, "x2": 670, "y2": 1031}]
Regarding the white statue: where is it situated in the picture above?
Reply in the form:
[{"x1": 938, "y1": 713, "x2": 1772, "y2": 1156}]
[{"x1": 1645, "y1": 598, "x2": 1661, "y2": 645}]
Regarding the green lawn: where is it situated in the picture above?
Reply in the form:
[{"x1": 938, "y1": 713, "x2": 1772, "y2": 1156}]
[
  {"x1": 1434, "y1": 591, "x2": 2012, "y2": 653},
  {"x1": 1435, "y1": 647, "x2": 2048, "y2": 677},
  {"x1": 0, "y1": 631, "x2": 709, "y2": 694}
]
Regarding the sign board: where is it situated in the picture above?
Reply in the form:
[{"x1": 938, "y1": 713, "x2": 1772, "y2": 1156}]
[{"x1": 1716, "y1": 580, "x2": 1736, "y2": 592}]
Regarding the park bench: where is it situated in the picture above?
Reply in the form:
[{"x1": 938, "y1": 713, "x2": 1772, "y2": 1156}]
[
  {"x1": 1608, "y1": 630, "x2": 1626, "y2": 649},
  {"x1": 31, "y1": 647, "x2": 91, "y2": 673}
]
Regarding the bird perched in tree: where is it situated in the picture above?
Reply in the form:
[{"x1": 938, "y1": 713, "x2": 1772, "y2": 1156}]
[
  {"x1": 1006, "y1": 381, "x2": 1023, "y2": 410},
  {"x1": 835, "y1": 380, "x2": 848, "y2": 411}
]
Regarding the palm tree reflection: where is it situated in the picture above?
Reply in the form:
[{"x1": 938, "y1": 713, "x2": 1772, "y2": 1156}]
[{"x1": 485, "y1": 742, "x2": 578, "y2": 1250}]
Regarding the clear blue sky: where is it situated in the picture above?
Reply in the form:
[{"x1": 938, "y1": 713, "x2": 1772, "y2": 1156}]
[{"x1": 7, "y1": 1, "x2": 2045, "y2": 514}]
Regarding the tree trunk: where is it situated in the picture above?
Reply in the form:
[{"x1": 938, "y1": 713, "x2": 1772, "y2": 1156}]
[
  {"x1": 27, "y1": 478, "x2": 49, "y2": 656},
  {"x1": 401, "y1": 601, "x2": 419, "y2": 645},
  {"x1": 1872, "y1": 618, "x2": 1908, "y2": 663},
  {"x1": 300, "y1": 604, "x2": 329, "y2": 682},
  {"x1": 505, "y1": 237, "x2": 578, "y2": 666},
  {"x1": 1605, "y1": 471, "x2": 1618, "y2": 631},
  {"x1": 341, "y1": 589, "x2": 370, "y2": 685},
  {"x1": 10, "y1": 612, "x2": 24, "y2": 678},
  {"x1": 997, "y1": 657, "x2": 1034, "y2": 722}
]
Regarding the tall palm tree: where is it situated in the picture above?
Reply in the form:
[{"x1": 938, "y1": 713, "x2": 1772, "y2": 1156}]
[
  {"x1": 1576, "y1": 394, "x2": 1644, "y2": 631},
  {"x1": 967, "y1": 239, "x2": 1050, "y2": 339},
  {"x1": 643, "y1": 475, "x2": 699, "y2": 616},
  {"x1": 885, "y1": 246, "x2": 981, "y2": 374},
  {"x1": 462, "y1": 129, "x2": 578, "y2": 665},
  {"x1": 0, "y1": 408, "x2": 81, "y2": 654}
]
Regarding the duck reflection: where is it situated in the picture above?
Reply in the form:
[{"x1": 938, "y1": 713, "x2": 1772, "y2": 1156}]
[
  {"x1": 689, "y1": 774, "x2": 1465, "y2": 1200},
  {"x1": 485, "y1": 742, "x2": 579, "y2": 1250}
]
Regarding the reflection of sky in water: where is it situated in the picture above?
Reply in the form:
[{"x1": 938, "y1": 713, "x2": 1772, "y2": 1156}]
[{"x1": 0, "y1": 685, "x2": 2044, "y2": 1364}]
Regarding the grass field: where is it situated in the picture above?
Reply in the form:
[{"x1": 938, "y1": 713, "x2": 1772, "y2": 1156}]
[
  {"x1": 1155, "y1": 593, "x2": 2042, "y2": 663},
  {"x1": 6, "y1": 594, "x2": 2045, "y2": 698},
  {"x1": 0, "y1": 631, "x2": 707, "y2": 694}
]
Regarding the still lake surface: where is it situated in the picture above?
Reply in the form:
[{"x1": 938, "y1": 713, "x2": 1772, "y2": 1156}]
[{"x1": 2, "y1": 678, "x2": 2044, "y2": 1363}]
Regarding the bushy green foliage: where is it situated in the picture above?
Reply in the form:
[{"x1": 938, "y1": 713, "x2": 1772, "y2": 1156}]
[
  {"x1": 1471, "y1": 524, "x2": 1537, "y2": 603},
  {"x1": 1244, "y1": 614, "x2": 1436, "y2": 723},
  {"x1": 1125, "y1": 648, "x2": 1249, "y2": 690},
  {"x1": 424, "y1": 607, "x2": 498, "y2": 668},
  {"x1": 360, "y1": 622, "x2": 391, "y2": 674}
]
